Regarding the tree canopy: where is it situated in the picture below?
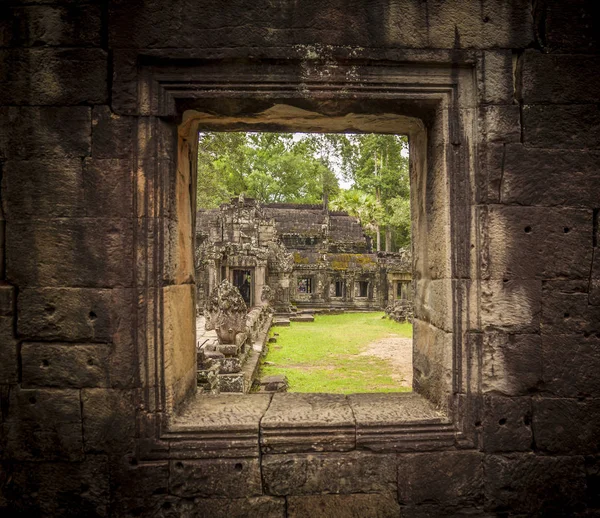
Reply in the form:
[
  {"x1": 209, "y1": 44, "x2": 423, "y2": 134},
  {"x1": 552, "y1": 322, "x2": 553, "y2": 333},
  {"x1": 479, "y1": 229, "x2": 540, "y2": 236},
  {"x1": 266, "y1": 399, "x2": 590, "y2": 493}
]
[{"x1": 197, "y1": 131, "x2": 410, "y2": 250}]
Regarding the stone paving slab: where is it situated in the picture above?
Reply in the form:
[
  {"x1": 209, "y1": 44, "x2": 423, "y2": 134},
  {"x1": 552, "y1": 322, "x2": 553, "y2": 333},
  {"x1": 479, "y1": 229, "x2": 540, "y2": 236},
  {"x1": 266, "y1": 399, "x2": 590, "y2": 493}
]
[
  {"x1": 289, "y1": 314, "x2": 314, "y2": 322},
  {"x1": 348, "y1": 393, "x2": 455, "y2": 452},
  {"x1": 261, "y1": 393, "x2": 356, "y2": 453},
  {"x1": 271, "y1": 317, "x2": 291, "y2": 327},
  {"x1": 167, "y1": 394, "x2": 273, "y2": 458},
  {"x1": 348, "y1": 393, "x2": 448, "y2": 426},
  {"x1": 171, "y1": 394, "x2": 272, "y2": 432}
]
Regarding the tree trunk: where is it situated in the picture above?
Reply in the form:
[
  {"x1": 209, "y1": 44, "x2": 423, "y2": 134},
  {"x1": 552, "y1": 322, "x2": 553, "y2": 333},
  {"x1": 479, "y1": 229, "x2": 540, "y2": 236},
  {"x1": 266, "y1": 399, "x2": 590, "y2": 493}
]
[
  {"x1": 374, "y1": 149, "x2": 381, "y2": 251},
  {"x1": 385, "y1": 227, "x2": 392, "y2": 252}
]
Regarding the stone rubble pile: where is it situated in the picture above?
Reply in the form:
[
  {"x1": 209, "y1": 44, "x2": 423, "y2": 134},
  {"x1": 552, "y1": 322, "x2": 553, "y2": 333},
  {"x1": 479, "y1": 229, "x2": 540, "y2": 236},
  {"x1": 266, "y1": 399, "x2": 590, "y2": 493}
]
[{"x1": 385, "y1": 299, "x2": 414, "y2": 323}]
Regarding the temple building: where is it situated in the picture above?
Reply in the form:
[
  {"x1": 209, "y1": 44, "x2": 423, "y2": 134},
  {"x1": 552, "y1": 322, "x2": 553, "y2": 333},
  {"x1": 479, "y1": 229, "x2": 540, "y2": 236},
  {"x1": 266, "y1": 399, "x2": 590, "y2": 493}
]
[{"x1": 195, "y1": 196, "x2": 412, "y2": 314}]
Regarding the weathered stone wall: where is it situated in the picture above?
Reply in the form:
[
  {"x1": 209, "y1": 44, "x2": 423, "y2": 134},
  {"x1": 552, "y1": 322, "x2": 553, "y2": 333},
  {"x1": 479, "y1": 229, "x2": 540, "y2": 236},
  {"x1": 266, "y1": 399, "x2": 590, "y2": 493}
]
[{"x1": 1, "y1": 1, "x2": 599, "y2": 516}]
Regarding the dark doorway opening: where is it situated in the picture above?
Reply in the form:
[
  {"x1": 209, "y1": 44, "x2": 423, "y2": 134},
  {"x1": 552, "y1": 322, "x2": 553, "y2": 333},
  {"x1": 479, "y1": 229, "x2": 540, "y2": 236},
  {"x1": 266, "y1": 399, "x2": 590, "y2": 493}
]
[{"x1": 233, "y1": 269, "x2": 252, "y2": 306}]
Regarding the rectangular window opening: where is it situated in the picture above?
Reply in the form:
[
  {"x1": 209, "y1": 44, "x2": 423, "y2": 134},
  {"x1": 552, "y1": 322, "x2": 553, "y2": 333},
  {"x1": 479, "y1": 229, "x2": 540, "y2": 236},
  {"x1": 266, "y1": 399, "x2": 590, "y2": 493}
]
[
  {"x1": 358, "y1": 280, "x2": 369, "y2": 298},
  {"x1": 334, "y1": 279, "x2": 344, "y2": 297},
  {"x1": 195, "y1": 130, "x2": 413, "y2": 395},
  {"x1": 298, "y1": 278, "x2": 312, "y2": 294}
]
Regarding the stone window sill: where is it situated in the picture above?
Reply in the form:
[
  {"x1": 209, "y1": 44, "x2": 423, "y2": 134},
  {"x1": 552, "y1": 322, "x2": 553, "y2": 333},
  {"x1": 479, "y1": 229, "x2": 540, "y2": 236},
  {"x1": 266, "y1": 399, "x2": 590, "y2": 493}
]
[{"x1": 163, "y1": 393, "x2": 463, "y2": 459}]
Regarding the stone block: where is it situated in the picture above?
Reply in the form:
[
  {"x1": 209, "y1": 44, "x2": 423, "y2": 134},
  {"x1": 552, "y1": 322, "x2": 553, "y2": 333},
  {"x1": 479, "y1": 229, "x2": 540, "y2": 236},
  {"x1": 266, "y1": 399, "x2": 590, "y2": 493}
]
[
  {"x1": 111, "y1": 49, "x2": 138, "y2": 115},
  {"x1": 398, "y1": 451, "x2": 483, "y2": 507},
  {"x1": 523, "y1": 104, "x2": 600, "y2": 149},
  {"x1": 258, "y1": 375, "x2": 288, "y2": 393},
  {"x1": 585, "y1": 454, "x2": 600, "y2": 510},
  {"x1": 91, "y1": 106, "x2": 134, "y2": 159},
  {"x1": 520, "y1": 50, "x2": 600, "y2": 103},
  {"x1": 480, "y1": 280, "x2": 541, "y2": 333},
  {"x1": 215, "y1": 356, "x2": 242, "y2": 374},
  {"x1": 157, "y1": 117, "x2": 178, "y2": 160},
  {"x1": 262, "y1": 451, "x2": 396, "y2": 496},
  {"x1": 6, "y1": 219, "x2": 134, "y2": 288},
  {"x1": 397, "y1": 504, "x2": 490, "y2": 517},
  {"x1": 0, "y1": 106, "x2": 91, "y2": 159},
  {"x1": 5, "y1": 4, "x2": 102, "y2": 47},
  {"x1": 541, "y1": 284, "x2": 600, "y2": 335},
  {"x1": 411, "y1": 320, "x2": 453, "y2": 409},
  {"x1": 482, "y1": 395, "x2": 532, "y2": 453},
  {"x1": 17, "y1": 288, "x2": 139, "y2": 388},
  {"x1": 0, "y1": 283, "x2": 15, "y2": 317},
  {"x1": 484, "y1": 454, "x2": 586, "y2": 515},
  {"x1": 485, "y1": 206, "x2": 593, "y2": 280},
  {"x1": 2, "y1": 159, "x2": 85, "y2": 219},
  {"x1": 21, "y1": 343, "x2": 112, "y2": 388},
  {"x1": 168, "y1": 393, "x2": 270, "y2": 458},
  {"x1": 413, "y1": 278, "x2": 454, "y2": 332},
  {"x1": 287, "y1": 493, "x2": 401, "y2": 518},
  {"x1": 261, "y1": 393, "x2": 355, "y2": 453},
  {"x1": 4, "y1": 387, "x2": 83, "y2": 461},
  {"x1": 478, "y1": 50, "x2": 514, "y2": 104},
  {"x1": 110, "y1": 458, "x2": 171, "y2": 518},
  {"x1": 534, "y1": 0, "x2": 599, "y2": 53},
  {"x1": 0, "y1": 48, "x2": 107, "y2": 105},
  {"x1": 425, "y1": 0, "x2": 533, "y2": 49},
  {"x1": 17, "y1": 287, "x2": 132, "y2": 344},
  {"x1": 0, "y1": 455, "x2": 109, "y2": 517},
  {"x1": 82, "y1": 388, "x2": 138, "y2": 454},
  {"x1": 169, "y1": 458, "x2": 262, "y2": 498},
  {"x1": 481, "y1": 333, "x2": 542, "y2": 396},
  {"x1": 0, "y1": 48, "x2": 108, "y2": 105},
  {"x1": 0, "y1": 317, "x2": 19, "y2": 385},
  {"x1": 480, "y1": 142, "x2": 505, "y2": 203},
  {"x1": 217, "y1": 343, "x2": 241, "y2": 357},
  {"x1": 480, "y1": 105, "x2": 521, "y2": 143},
  {"x1": 83, "y1": 159, "x2": 133, "y2": 217},
  {"x1": 501, "y1": 145, "x2": 600, "y2": 207},
  {"x1": 218, "y1": 373, "x2": 245, "y2": 393},
  {"x1": 376, "y1": 1, "x2": 429, "y2": 48},
  {"x1": 533, "y1": 398, "x2": 600, "y2": 455},
  {"x1": 163, "y1": 284, "x2": 196, "y2": 409},
  {"x1": 542, "y1": 335, "x2": 600, "y2": 398},
  {"x1": 180, "y1": 497, "x2": 286, "y2": 518}
]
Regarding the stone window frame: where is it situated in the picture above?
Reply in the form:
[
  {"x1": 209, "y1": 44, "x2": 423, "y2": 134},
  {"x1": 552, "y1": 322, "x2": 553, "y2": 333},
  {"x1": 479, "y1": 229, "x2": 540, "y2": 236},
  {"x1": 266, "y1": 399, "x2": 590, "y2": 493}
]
[
  {"x1": 333, "y1": 279, "x2": 345, "y2": 298},
  {"x1": 357, "y1": 280, "x2": 370, "y2": 299},
  {"x1": 129, "y1": 52, "x2": 479, "y2": 458},
  {"x1": 297, "y1": 277, "x2": 313, "y2": 294}
]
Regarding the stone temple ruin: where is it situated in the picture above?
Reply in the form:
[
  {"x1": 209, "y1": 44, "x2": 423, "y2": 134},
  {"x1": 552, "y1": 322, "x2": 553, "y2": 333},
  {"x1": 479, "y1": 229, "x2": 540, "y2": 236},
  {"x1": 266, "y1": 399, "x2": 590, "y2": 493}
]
[
  {"x1": 195, "y1": 196, "x2": 412, "y2": 392},
  {"x1": 1, "y1": 2, "x2": 600, "y2": 516},
  {"x1": 196, "y1": 197, "x2": 412, "y2": 314}
]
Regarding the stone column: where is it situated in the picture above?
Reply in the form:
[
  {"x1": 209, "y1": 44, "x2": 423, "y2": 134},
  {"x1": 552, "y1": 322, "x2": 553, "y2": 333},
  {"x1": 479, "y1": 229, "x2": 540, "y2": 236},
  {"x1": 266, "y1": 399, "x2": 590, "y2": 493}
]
[{"x1": 255, "y1": 264, "x2": 266, "y2": 307}]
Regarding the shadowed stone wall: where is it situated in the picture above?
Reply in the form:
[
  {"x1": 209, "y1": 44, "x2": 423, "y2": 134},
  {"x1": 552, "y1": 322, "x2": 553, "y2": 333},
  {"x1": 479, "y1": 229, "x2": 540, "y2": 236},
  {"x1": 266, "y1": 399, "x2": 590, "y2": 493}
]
[{"x1": 1, "y1": 1, "x2": 599, "y2": 516}]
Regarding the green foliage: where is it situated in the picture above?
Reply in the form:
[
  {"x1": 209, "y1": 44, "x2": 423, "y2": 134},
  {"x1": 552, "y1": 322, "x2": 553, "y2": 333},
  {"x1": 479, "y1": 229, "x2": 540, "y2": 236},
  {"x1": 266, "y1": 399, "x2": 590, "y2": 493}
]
[
  {"x1": 197, "y1": 132, "x2": 340, "y2": 207},
  {"x1": 330, "y1": 133, "x2": 410, "y2": 249},
  {"x1": 196, "y1": 131, "x2": 411, "y2": 249},
  {"x1": 386, "y1": 196, "x2": 412, "y2": 249},
  {"x1": 329, "y1": 189, "x2": 384, "y2": 235},
  {"x1": 260, "y1": 312, "x2": 412, "y2": 394}
]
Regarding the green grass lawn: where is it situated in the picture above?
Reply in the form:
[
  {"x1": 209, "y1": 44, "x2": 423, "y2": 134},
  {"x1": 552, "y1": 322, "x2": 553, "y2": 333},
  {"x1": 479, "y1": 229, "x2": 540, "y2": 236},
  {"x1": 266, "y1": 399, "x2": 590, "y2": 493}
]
[{"x1": 259, "y1": 312, "x2": 412, "y2": 394}]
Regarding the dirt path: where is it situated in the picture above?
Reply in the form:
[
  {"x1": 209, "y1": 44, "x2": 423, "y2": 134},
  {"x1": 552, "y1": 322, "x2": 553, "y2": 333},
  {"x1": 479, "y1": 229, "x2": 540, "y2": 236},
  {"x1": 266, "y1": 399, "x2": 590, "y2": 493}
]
[{"x1": 359, "y1": 336, "x2": 413, "y2": 388}]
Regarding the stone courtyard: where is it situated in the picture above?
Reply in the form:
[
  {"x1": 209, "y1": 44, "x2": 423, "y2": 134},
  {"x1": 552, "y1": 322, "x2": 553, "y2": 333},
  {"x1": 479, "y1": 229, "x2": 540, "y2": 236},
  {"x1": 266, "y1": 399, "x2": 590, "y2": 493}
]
[{"x1": 1, "y1": 1, "x2": 600, "y2": 517}]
